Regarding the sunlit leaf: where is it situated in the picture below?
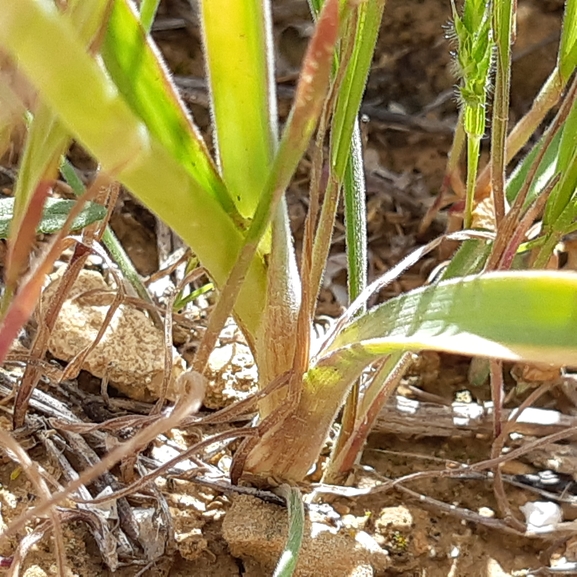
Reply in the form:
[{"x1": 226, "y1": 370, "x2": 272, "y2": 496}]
[
  {"x1": 102, "y1": 0, "x2": 236, "y2": 217},
  {"x1": 200, "y1": 0, "x2": 276, "y2": 218},
  {"x1": 325, "y1": 271, "x2": 577, "y2": 366},
  {"x1": 560, "y1": 0, "x2": 577, "y2": 81}
]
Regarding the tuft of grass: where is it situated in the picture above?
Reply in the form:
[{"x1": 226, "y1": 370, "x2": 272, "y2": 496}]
[{"x1": 1, "y1": 1, "x2": 577, "y2": 571}]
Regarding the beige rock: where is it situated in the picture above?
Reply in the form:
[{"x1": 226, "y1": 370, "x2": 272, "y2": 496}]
[
  {"x1": 486, "y1": 558, "x2": 511, "y2": 577},
  {"x1": 223, "y1": 495, "x2": 389, "y2": 577},
  {"x1": 375, "y1": 505, "x2": 413, "y2": 533},
  {"x1": 44, "y1": 270, "x2": 184, "y2": 402},
  {"x1": 22, "y1": 566, "x2": 48, "y2": 577}
]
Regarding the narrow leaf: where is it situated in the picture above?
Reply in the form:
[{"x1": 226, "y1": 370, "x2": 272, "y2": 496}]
[
  {"x1": 506, "y1": 129, "x2": 562, "y2": 207},
  {"x1": 101, "y1": 0, "x2": 237, "y2": 217},
  {"x1": 331, "y1": 0, "x2": 385, "y2": 178},
  {"x1": 543, "y1": 83, "x2": 577, "y2": 227},
  {"x1": 200, "y1": 0, "x2": 276, "y2": 217},
  {"x1": 560, "y1": 0, "x2": 577, "y2": 81},
  {"x1": 0, "y1": 197, "x2": 106, "y2": 238},
  {"x1": 272, "y1": 485, "x2": 304, "y2": 577},
  {"x1": 0, "y1": 0, "x2": 268, "y2": 336},
  {"x1": 139, "y1": 0, "x2": 160, "y2": 32},
  {"x1": 343, "y1": 123, "x2": 368, "y2": 306}
]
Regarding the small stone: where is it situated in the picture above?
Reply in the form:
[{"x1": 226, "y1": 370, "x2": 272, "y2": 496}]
[
  {"x1": 44, "y1": 270, "x2": 184, "y2": 402},
  {"x1": 331, "y1": 501, "x2": 351, "y2": 516},
  {"x1": 223, "y1": 495, "x2": 389, "y2": 576},
  {"x1": 375, "y1": 505, "x2": 413, "y2": 534},
  {"x1": 342, "y1": 514, "x2": 369, "y2": 531}
]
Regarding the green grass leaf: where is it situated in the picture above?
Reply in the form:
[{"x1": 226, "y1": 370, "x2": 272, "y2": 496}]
[
  {"x1": 326, "y1": 271, "x2": 577, "y2": 366},
  {"x1": 102, "y1": 0, "x2": 237, "y2": 218},
  {"x1": 560, "y1": 0, "x2": 577, "y2": 81},
  {"x1": 139, "y1": 0, "x2": 160, "y2": 32},
  {"x1": 0, "y1": 0, "x2": 269, "y2": 336},
  {"x1": 0, "y1": 197, "x2": 106, "y2": 238},
  {"x1": 331, "y1": 0, "x2": 385, "y2": 178},
  {"x1": 272, "y1": 485, "x2": 304, "y2": 577},
  {"x1": 506, "y1": 129, "x2": 562, "y2": 207},
  {"x1": 200, "y1": 0, "x2": 276, "y2": 218},
  {"x1": 543, "y1": 92, "x2": 577, "y2": 227}
]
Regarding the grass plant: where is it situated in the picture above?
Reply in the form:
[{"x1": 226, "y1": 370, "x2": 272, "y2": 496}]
[{"x1": 2, "y1": 0, "x2": 577, "y2": 572}]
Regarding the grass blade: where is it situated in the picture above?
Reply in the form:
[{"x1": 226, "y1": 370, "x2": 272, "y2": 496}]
[
  {"x1": 3, "y1": 104, "x2": 69, "y2": 305},
  {"x1": 560, "y1": 0, "x2": 577, "y2": 80},
  {"x1": 243, "y1": 265, "x2": 577, "y2": 483},
  {"x1": 139, "y1": 0, "x2": 160, "y2": 32},
  {"x1": 272, "y1": 485, "x2": 304, "y2": 577},
  {"x1": 343, "y1": 122, "x2": 368, "y2": 305},
  {"x1": 331, "y1": 0, "x2": 385, "y2": 179},
  {"x1": 200, "y1": 0, "x2": 276, "y2": 217},
  {"x1": 0, "y1": 197, "x2": 105, "y2": 238},
  {"x1": 329, "y1": 122, "x2": 367, "y2": 481},
  {"x1": 543, "y1": 78, "x2": 577, "y2": 227},
  {"x1": 102, "y1": 0, "x2": 238, "y2": 218},
  {"x1": 326, "y1": 271, "x2": 577, "y2": 366},
  {"x1": 0, "y1": 0, "x2": 269, "y2": 335},
  {"x1": 506, "y1": 129, "x2": 562, "y2": 208},
  {"x1": 309, "y1": 0, "x2": 383, "y2": 317}
]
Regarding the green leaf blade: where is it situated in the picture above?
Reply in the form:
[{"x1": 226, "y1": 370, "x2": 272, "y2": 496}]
[
  {"x1": 102, "y1": 0, "x2": 236, "y2": 216},
  {"x1": 0, "y1": 197, "x2": 107, "y2": 238},
  {"x1": 560, "y1": 0, "x2": 577, "y2": 81},
  {"x1": 331, "y1": 0, "x2": 385, "y2": 178},
  {"x1": 0, "y1": 0, "x2": 269, "y2": 336},
  {"x1": 272, "y1": 485, "x2": 304, "y2": 577},
  {"x1": 328, "y1": 271, "x2": 577, "y2": 366},
  {"x1": 200, "y1": 0, "x2": 276, "y2": 218}
]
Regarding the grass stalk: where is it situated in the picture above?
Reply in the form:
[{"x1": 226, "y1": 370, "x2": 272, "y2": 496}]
[
  {"x1": 490, "y1": 0, "x2": 515, "y2": 225},
  {"x1": 450, "y1": 0, "x2": 493, "y2": 228},
  {"x1": 464, "y1": 132, "x2": 481, "y2": 229},
  {"x1": 477, "y1": 0, "x2": 577, "y2": 197},
  {"x1": 326, "y1": 122, "x2": 367, "y2": 482},
  {"x1": 476, "y1": 70, "x2": 564, "y2": 196}
]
